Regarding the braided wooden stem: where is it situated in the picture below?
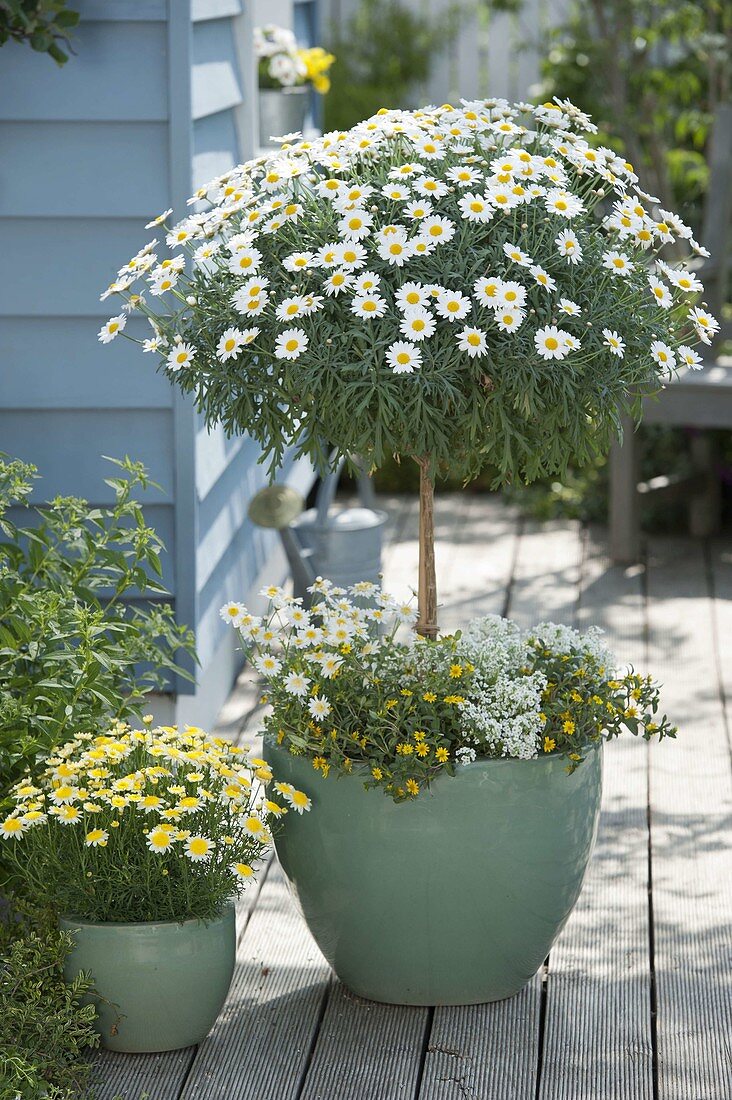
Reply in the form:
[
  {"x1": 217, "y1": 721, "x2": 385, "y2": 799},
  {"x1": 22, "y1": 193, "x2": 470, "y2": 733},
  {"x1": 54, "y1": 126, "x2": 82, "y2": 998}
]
[{"x1": 416, "y1": 456, "x2": 438, "y2": 639}]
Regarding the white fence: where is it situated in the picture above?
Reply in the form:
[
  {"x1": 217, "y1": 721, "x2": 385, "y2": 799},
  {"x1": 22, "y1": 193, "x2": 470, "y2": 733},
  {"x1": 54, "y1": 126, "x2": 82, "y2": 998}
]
[{"x1": 323, "y1": 0, "x2": 569, "y2": 107}]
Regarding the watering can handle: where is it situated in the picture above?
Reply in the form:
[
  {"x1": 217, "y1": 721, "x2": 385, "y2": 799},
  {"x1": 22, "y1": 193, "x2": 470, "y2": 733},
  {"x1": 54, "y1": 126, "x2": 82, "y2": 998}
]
[{"x1": 314, "y1": 453, "x2": 375, "y2": 527}]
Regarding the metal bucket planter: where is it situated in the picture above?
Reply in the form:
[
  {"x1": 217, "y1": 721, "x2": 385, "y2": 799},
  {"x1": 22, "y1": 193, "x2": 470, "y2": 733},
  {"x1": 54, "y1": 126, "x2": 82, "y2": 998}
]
[
  {"x1": 60, "y1": 905, "x2": 236, "y2": 1052},
  {"x1": 258, "y1": 86, "x2": 309, "y2": 144},
  {"x1": 264, "y1": 739, "x2": 603, "y2": 1005}
]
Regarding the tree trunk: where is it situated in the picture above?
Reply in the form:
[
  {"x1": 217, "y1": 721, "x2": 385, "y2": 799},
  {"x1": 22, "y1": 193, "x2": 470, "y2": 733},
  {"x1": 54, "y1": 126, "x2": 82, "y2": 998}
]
[{"x1": 415, "y1": 456, "x2": 438, "y2": 639}]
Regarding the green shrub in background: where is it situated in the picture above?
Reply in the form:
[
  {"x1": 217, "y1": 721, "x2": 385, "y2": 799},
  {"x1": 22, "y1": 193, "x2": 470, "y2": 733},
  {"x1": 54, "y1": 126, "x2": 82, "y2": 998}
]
[
  {"x1": 323, "y1": 0, "x2": 459, "y2": 132},
  {"x1": 0, "y1": 1, "x2": 79, "y2": 65},
  {"x1": 0, "y1": 455, "x2": 196, "y2": 829},
  {"x1": 0, "y1": 898, "x2": 98, "y2": 1100}
]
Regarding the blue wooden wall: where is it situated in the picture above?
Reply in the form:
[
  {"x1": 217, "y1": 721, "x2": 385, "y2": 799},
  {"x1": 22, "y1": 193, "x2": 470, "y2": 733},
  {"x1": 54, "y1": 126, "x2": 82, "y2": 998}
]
[{"x1": 0, "y1": 0, "x2": 314, "y2": 729}]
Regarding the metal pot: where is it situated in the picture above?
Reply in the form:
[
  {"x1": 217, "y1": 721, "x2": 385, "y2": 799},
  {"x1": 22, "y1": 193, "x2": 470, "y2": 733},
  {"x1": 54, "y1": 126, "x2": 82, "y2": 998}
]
[{"x1": 258, "y1": 86, "x2": 309, "y2": 145}]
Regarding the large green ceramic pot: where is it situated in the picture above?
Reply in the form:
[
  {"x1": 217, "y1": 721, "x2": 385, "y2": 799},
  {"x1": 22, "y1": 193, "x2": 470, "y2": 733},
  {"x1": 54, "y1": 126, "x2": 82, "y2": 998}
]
[
  {"x1": 265, "y1": 738, "x2": 602, "y2": 1005},
  {"x1": 60, "y1": 904, "x2": 235, "y2": 1052}
]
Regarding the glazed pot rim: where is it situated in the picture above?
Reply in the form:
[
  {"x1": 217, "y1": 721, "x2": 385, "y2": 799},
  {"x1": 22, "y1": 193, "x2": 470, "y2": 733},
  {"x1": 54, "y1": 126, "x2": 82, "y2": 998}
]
[{"x1": 59, "y1": 900, "x2": 234, "y2": 930}]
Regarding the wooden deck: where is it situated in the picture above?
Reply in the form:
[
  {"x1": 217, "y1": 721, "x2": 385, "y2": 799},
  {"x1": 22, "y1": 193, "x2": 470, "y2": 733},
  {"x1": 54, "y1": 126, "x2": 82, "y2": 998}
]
[{"x1": 97, "y1": 494, "x2": 732, "y2": 1100}]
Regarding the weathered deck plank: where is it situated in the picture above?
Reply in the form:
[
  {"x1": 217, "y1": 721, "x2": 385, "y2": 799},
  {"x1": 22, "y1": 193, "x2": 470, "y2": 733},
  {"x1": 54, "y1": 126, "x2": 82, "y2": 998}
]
[
  {"x1": 646, "y1": 536, "x2": 732, "y2": 1100},
  {"x1": 300, "y1": 985, "x2": 429, "y2": 1100},
  {"x1": 537, "y1": 528, "x2": 654, "y2": 1100},
  {"x1": 179, "y1": 864, "x2": 331, "y2": 1100}
]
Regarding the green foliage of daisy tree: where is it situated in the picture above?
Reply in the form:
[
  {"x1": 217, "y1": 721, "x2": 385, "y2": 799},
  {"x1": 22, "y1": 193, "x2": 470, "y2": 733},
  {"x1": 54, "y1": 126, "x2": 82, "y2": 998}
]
[{"x1": 99, "y1": 97, "x2": 717, "y2": 638}]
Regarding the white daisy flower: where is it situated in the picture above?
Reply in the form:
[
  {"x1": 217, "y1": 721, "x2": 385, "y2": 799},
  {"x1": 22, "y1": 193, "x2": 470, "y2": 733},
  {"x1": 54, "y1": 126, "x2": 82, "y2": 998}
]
[
  {"x1": 338, "y1": 209, "x2": 374, "y2": 240},
  {"x1": 274, "y1": 328, "x2": 308, "y2": 360},
  {"x1": 98, "y1": 315, "x2": 127, "y2": 344},
  {"x1": 403, "y1": 199, "x2": 433, "y2": 220},
  {"x1": 351, "y1": 293, "x2": 387, "y2": 319},
  {"x1": 322, "y1": 270, "x2": 352, "y2": 296},
  {"x1": 85, "y1": 828, "x2": 109, "y2": 847},
  {"x1": 381, "y1": 182, "x2": 411, "y2": 202},
  {"x1": 231, "y1": 290, "x2": 269, "y2": 316},
  {"x1": 446, "y1": 165, "x2": 483, "y2": 187},
  {"x1": 386, "y1": 340, "x2": 423, "y2": 374},
  {"x1": 185, "y1": 836, "x2": 215, "y2": 862},
  {"x1": 435, "y1": 290, "x2": 471, "y2": 322},
  {"x1": 666, "y1": 268, "x2": 703, "y2": 294},
  {"x1": 146, "y1": 827, "x2": 176, "y2": 853},
  {"x1": 648, "y1": 277, "x2": 672, "y2": 309},
  {"x1": 473, "y1": 276, "x2": 503, "y2": 306},
  {"x1": 602, "y1": 329, "x2": 625, "y2": 357},
  {"x1": 502, "y1": 242, "x2": 533, "y2": 266},
  {"x1": 399, "y1": 306, "x2": 436, "y2": 341},
  {"x1": 145, "y1": 208, "x2": 173, "y2": 229},
  {"x1": 558, "y1": 298, "x2": 582, "y2": 316},
  {"x1": 413, "y1": 176, "x2": 449, "y2": 198},
  {"x1": 217, "y1": 327, "x2": 248, "y2": 362},
  {"x1": 232, "y1": 862, "x2": 255, "y2": 880},
  {"x1": 352, "y1": 271, "x2": 381, "y2": 294},
  {"x1": 227, "y1": 248, "x2": 262, "y2": 275},
  {"x1": 555, "y1": 228, "x2": 583, "y2": 264},
  {"x1": 650, "y1": 339, "x2": 676, "y2": 370},
  {"x1": 377, "y1": 234, "x2": 414, "y2": 267},
  {"x1": 315, "y1": 242, "x2": 342, "y2": 268},
  {"x1": 534, "y1": 325, "x2": 571, "y2": 360},
  {"x1": 688, "y1": 307, "x2": 719, "y2": 345},
  {"x1": 308, "y1": 695, "x2": 332, "y2": 720},
  {"x1": 0, "y1": 816, "x2": 26, "y2": 839},
  {"x1": 544, "y1": 188, "x2": 585, "y2": 217},
  {"x1": 678, "y1": 345, "x2": 703, "y2": 370},
  {"x1": 494, "y1": 307, "x2": 526, "y2": 332},
  {"x1": 395, "y1": 282, "x2": 428, "y2": 310},
  {"x1": 337, "y1": 241, "x2": 368, "y2": 269},
  {"x1": 457, "y1": 326, "x2": 488, "y2": 357},
  {"x1": 602, "y1": 251, "x2": 634, "y2": 276},
  {"x1": 284, "y1": 672, "x2": 311, "y2": 697},
  {"x1": 254, "y1": 653, "x2": 282, "y2": 677},
  {"x1": 220, "y1": 601, "x2": 246, "y2": 624},
  {"x1": 283, "y1": 251, "x2": 314, "y2": 273},
  {"x1": 458, "y1": 192, "x2": 494, "y2": 223},
  {"x1": 167, "y1": 343, "x2": 196, "y2": 372},
  {"x1": 419, "y1": 215, "x2": 456, "y2": 244},
  {"x1": 494, "y1": 281, "x2": 526, "y2": 309},
  {"x1": 283, "y1": 788, "x2": 312, "y2": 814},
  {"x1": 275, "y1": 295, "x2": 309, "y2": 321},
  {"x1": 530, "y1": 265, "x2": 556, "y2": 292}
]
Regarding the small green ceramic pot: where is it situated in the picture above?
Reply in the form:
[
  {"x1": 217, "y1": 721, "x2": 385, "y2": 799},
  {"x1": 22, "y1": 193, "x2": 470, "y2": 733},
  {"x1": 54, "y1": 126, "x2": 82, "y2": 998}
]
[
  {"x1": 264, "y1": 738, "x2": 602, "y2": 1005},
  {"x1": 60, "y1": 904, "x2": 236, "y2": 1052}
]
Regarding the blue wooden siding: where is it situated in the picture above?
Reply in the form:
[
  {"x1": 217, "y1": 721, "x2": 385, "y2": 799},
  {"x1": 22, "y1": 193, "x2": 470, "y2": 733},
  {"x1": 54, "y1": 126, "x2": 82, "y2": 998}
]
[{"x1": 0, "y1": 0, "x2": 314, "y2": 729}]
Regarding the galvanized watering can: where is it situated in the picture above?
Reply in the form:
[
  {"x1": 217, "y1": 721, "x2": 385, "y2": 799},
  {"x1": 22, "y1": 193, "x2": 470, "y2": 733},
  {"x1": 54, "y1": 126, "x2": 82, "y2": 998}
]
[{"x1": 248, "y1": 458, "x2": 387, "y2": 602}]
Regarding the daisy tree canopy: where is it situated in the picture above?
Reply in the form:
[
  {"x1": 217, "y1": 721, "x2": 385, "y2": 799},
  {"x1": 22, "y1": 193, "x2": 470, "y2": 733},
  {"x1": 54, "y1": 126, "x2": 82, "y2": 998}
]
[{"x1": 100, "y1": 97, "x2": 717, "y2": 637}]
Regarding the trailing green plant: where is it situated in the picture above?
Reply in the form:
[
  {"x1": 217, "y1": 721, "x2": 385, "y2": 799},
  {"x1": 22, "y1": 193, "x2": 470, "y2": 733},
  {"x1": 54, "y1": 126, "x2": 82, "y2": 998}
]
[
  {"x1": 0, "y1": 898, "x2": 98, "y2": 1100},
  {"x1": 0, "y1": 0, "x2": 79, "y2": 65},
  {"x1": 0, "y1": 455, "x2": 196, "y2": 821}
]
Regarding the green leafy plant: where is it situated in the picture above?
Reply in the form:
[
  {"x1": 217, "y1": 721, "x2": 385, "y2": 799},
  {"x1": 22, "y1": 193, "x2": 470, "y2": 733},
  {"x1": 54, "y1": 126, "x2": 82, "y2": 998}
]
[
  {"x1": 0, "y1": 898, "x2": 98, "y2": 1100},
  {"x1": 0, "y1": 455, "x2": 196, "y2": 822},
  {"x1": 2, "y1": 722, "x2": 311, "y2": 923},
  {"x1": 536, "y1": 0, "x2": 731, "y2": 224},
  {"x1": 0, "y1": 1, "x2": 79, "y2": 65}
]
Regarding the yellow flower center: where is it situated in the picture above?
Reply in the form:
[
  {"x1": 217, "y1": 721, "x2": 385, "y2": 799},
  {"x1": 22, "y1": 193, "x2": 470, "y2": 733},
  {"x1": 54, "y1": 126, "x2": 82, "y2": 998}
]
[
  {"x1": 467, "y1": 333, "x2": 481, "y2": 346},
  {"x1": 285, "y1": 339, "x2": 299, "y2": 352},
  {"x1": 396, "y1": 352, "x2": 410, "y2": 364},
  {"x1": 545, "y1": 337, "x2": 559, "y2": 350}
]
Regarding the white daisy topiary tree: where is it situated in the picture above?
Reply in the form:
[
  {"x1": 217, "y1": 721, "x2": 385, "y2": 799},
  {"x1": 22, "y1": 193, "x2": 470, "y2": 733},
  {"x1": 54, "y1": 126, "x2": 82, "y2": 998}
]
[{"x1": 100, "y1": 97, "x2": 717, "y2": 638}]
